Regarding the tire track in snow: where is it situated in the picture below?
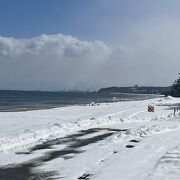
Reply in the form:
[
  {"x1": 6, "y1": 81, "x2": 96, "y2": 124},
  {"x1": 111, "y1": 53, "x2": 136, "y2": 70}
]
[
  {"x1": 104, "y1": 107, "x2": 145, "y2": 118},
  {"x1": 128, "y1": 109, "x2": 147, "y2": 119},
  {"x1": 149, "y1": 146, "x2": 180, "y2": 180}
]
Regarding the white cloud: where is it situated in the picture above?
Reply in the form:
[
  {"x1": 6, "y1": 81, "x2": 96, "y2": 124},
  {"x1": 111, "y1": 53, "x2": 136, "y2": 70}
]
[
  {"x1": 0, "y1": 24, "x2": 179, "y2": 91},
  {"x1": 0, "y1": 34, "x2": 113, "y2": 90}
]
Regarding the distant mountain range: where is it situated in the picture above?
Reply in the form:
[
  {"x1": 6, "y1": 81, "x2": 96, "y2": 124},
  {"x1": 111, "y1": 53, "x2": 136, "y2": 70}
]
[{"x1": 98, "y1": 86, "x2": 171, "y2": 95}]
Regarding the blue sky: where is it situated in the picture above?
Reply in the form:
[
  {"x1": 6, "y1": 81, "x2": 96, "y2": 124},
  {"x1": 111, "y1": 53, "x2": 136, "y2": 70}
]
[
  {"x1": 0, "y1": 0, "x2": 180, "y2": 90},
  {"x1": 1, "y1": 0, "x2": 180, "y2": 44}
]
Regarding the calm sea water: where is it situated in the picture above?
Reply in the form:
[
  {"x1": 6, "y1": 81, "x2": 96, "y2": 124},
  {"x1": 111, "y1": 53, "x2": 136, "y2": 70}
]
[{"x1": 0, "y1": 90, "x2": 159, "y2": 111}]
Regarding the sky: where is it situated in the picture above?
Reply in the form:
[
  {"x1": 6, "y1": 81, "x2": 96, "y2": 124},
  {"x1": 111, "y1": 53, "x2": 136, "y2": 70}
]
[{"x1": 0, "y1": 0, "x2": 180, "y2": 91}]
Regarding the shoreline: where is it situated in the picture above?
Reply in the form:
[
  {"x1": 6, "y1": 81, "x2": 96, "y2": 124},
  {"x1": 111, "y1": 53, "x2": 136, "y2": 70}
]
[
  {"x1": 0, "y1": 96, "x2": 180, "y2": 179},
  {"x1": 0, "y1": 95, "x2": 160, "y2": 113},
  {"x1": 0, "y1": 96, "x2": 177, "y2": 150}
]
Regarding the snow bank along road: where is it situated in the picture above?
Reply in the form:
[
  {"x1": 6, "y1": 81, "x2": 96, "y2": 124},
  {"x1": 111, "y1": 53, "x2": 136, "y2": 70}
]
[{"x1": 0, "y1": 96, "x2": 180, "y2": 179}]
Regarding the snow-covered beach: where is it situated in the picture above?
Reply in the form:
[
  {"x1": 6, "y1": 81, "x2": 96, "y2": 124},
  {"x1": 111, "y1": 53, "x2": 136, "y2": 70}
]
[{"x1": 0, "y1": 96, "x2": 180, "y2": 180}]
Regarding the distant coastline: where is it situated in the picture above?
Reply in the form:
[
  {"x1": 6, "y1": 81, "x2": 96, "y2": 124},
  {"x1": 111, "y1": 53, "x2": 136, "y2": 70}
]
[
  {"x1": 98, "y1": 85, "x2": 171, "y2": 95},
  {"x1": 0, "y1": 85, "x2": 171, "y2": 95}
]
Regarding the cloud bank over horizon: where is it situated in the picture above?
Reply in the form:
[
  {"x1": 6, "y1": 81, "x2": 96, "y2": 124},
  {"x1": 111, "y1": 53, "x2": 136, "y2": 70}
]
[
  {"x1": 0, "y1": 34, "x2": 113, "y2": 90},
  {"x1": 0, "y1": 19, "x2": 180, "y2": 91}
]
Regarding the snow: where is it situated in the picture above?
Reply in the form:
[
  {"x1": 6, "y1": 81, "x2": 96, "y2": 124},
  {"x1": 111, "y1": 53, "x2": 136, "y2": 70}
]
[{"x1": 0, "y1": 96, "x2": 180, "y2": 179}]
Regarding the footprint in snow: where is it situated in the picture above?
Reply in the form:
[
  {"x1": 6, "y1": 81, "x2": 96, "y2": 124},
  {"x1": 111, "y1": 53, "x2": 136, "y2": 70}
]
[
  {"x1": 126, "y1": 145, "x2": 135, "y2": 148},
  {"x1": 129, "y1": 139, "x2": 140, "y2": 143},
  {"x1": 78, "y1": 173, "x2": 92, "y2": 180},
  {"x1": 126, "y1": 139, "x2": 140, "y2": 148}
]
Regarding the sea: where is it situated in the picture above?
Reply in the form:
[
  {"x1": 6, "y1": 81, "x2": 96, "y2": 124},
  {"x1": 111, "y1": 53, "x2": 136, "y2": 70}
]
[{"x1": 0, "y1": 90, "x2": 159, "y2": 111}]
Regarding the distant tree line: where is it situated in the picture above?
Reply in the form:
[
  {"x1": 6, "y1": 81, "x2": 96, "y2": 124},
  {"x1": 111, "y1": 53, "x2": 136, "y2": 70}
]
[
  {"x1": 171, "y1": 73, "x2": 180, "y2": 97},
  {"x1": 98, "y1": 86, "x2": 171, "y2": 95}
]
